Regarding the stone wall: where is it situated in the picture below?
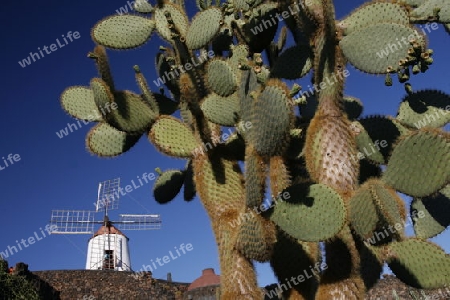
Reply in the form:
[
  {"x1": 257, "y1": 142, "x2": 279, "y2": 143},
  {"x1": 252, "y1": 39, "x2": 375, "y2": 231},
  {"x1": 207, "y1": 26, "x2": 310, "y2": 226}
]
[{"x1": 31, "y1": 270, "x2": 189, "y2": 300}]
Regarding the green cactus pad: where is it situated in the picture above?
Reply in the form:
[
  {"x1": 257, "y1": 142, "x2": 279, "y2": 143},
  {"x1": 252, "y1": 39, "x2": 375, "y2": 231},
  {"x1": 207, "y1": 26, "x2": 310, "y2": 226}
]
[
  {"x1": 154, "y1": 2, "x2": 188, "y2": 42},
  {"x1": 201, "y1": 93, "x2": 239, "y2": 126},
  {"x1": 107, "y1": 91, "x2": 157, "y2": 134},
  {"x1": 270, "y1": 45, "x2": 313, "y2": 79},
  {"x1": 229, "y1": 44, "x2": 249, "y2": 73},
  {"x1": 340, "y1": 23, "x2": 425, "y2": 74},
  {"x1": 441, "y1": 184, "x2": 450, "y2": 198},
  {"x1": 90, "y1": 78, "x2": 114, "y2": 120},
  {"x1": 183, "y1": 161, "x2": 196, "y2": 201},
  {"x1": 412, "y1": 0, "x2": 450, "y2": 23},
  {"x1": 349, "y1": 183, "x2": 379, "y2": 240},
  {"x1": 149, "y1": 116, "x2": 200, "y2": 158},
  {"x1": 134, "y1": 66, "x2": 159, "y2": 114},
  {"x1": 235, "y1": 211, "x2": 276, "y2": 262},
  {"x1": 247, "y1": 79, "x2": 293, "y2": 157},
  {"x1": 353, "y1": 121, "x2": 385, "y2": 164},
  {"x1": 61, "y1": 86, "x2": 102, "y2": 122},
  {"x1": 397, "y1": 90, "x2": 450, "y2": 129},
  {"x1": 399, "y1": 0, "x2": 426, "y2": 7},
  {"x1": 268, "y1": 183, "x2": 346, "y2": 242},
  {"x1": 359, "y1": 116, "x2": 403, "y2": 161},
  {"x1": 86, "y1": 123, "x2": 141, "y2": 157},
  {"x1": 206, "y1": 59, "x2": 237, "y2": 97},
  {"x1": 133, "y1": 0, "x2": 154, "y2": 13},
  {"x1": 411, "y1": 193, "x2": 450, "y2": 239},
  {"x1": 186, "y1": 8, "x2": 222, "y2": 50},
  {"x1": 350, "y1": 179, "x2": 405, "y2": 242},
  {"x1": 153, "y1": 169, "x2": 185, "y2": 204},
  {"x1": 339, "y1": 2, "x2": 409, "y2": 35},
  {"x1": 382, "y1": 129, "x2": 450, "y2": 197},
  {"x1": 245, "y1": 147, "x2": 266, "y2": 209},
  {"x1": 371, "y1": 181, "x2": 405, "y2": 231},
  {"x1": 89, "y1": 46, "x2": 115, "y2": 91},
  {"x1": 343, "y1": 96, "x2": 363, "y2": 120},
  {"x1": 91, "y1": 15, "x2": 155, "y2": 49},
  {"x1": 387, "y1": 238, "x2": 450, "y2": 288}
]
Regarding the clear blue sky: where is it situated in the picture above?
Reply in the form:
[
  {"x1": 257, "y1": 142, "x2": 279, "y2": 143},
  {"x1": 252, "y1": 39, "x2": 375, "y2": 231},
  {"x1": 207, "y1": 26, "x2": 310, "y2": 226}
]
[{"x1": 0, "y1": 0, "x2": 448, "y2": 287}]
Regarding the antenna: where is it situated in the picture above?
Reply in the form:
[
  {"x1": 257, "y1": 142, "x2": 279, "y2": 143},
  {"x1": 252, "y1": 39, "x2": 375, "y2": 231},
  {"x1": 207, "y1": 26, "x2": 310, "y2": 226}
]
[{"x1": 49, "y1": 178, "x2": 162, "y2": 271}]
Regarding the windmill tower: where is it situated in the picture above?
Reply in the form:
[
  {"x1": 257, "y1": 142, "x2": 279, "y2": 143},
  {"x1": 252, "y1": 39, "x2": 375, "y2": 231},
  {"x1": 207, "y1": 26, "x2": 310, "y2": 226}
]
[{"x1": 50, "y1": 178, "x2": 161, "y2": 271}]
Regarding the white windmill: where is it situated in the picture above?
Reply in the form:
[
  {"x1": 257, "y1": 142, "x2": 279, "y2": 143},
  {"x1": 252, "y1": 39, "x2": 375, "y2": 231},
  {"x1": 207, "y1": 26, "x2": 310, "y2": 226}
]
[{"x1": 50, "y1": 178, "x2": 161, "y2": 271}]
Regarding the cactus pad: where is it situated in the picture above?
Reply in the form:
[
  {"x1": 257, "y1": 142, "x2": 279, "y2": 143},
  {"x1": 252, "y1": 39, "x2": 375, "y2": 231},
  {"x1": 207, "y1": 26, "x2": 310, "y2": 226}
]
[
  {"x1": 91, "y1": 15, "x2": 155, "y2": 49},
  {"x1": 107, "y1": 91, "x2": 157, "y2": 134},
  {"x1": 339, "y1": 2, "x2": 409, "y2": 35},
  {"x1": 412, "y1": 0, "x2": 450, "y2": 23},
  {"x1": 359, "y1": 116, "x2": 402, "y2": 161},
  {"x1": 382, "y1": 129, "x2": 450, "y2": 197},
  {"x1": 411, "y1": 193, "x2": 450, "y2": 239},
  {"x1": 340, "y1": 23, "x2": 425, "y2": 74},
  {"x1": 245, "y1": 146, "x2": 266, "y2": 209},
  {"x1": 353, "y1": 121, "x2": 385, "y2": 164},
  {"x1": 247, "y1": 79, "x2": 293, "y2": 157},
  {"x1": 153, "y1": 169, "x2": 185, "y2": 204},
  {"x1": 269, "y1": 183, "x2": 346, "y2": 242},
  {"x1": 149, "y1": 116, "x2": 199, "y2": 158},
  {"x1": 206, "y1": 59, "x2": 237, "y2": 97},
  {"x1": 201, "y1": 93, "x2": 239, "y2": 126},
  {"x1": 186, "y1": 8, "x2": 222, "y2": 50},
  {"x1": 397, "y1": 90, "x2": 450, "y2": 129},
  {"x1": 349, "y1": 183, "x2": 379, "y2": 240},
  {"x1": 133, "y1": 0, "x2": 154, "y2": 13},
  {"x1": 86, "y1": 123, "x2": 141, "y2": 157},
  {"x1": 235, "y1": 211, "x2": 276, "y2": 262},
  {"x1": 386, "y1": 238, "x2": 450, "y2": 288},
  {"x1": 154, "y1": 2, "x2": 188, "y2": 42},
  {"x1": 270, "y1": 45, "x2": 313, "y2": 79},
  {"x1": 61, "y1": 86, "x2": 101, "y2": 121},
  {"x1": 90, "y1": 78, "x2": 114, "y2": 120}
]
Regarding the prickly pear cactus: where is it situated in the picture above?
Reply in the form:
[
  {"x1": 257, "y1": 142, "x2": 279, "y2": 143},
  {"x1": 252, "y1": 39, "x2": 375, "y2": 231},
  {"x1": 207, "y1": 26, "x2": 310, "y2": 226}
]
[{"x1": 60, "y1": 0, "x2": 450, "y2": 299}]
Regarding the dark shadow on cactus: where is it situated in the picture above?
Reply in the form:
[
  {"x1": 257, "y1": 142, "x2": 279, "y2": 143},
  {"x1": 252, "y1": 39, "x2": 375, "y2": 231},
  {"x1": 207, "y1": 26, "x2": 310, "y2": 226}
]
[
  {"x1": 404, "y1": 90, "x2": 450, "y2": 113},
  {"x1": 114, "y1": 92, "x2": 131, "y2": 119},
  {"x1": 355, "y1": 239, "x2": 383, "y2": 290},
  {"x1": 421, "y1": 193, "x2": 450, "y2": 227},
  {"x1": 359, "y1": 159, "x2": 382, "y2": 184},
  {"x1": 322, "y1": 239, "x2": 352, "y2": 280},
  {"x1": 388, "y1": 261, "x2": 422, "y2": 289},
  {"x1": 278, "y1": 183, "x2": 314, "y2": 206},
  {"x1": 359, "y1": 116, "x2": 401, "y2": 159}
]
